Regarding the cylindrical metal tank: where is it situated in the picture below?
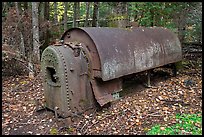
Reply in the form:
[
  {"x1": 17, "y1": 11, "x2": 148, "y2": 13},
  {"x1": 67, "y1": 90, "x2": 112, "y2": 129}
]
[{"x1": 41, "y1": 27, "x2": 182, "y2": 117}]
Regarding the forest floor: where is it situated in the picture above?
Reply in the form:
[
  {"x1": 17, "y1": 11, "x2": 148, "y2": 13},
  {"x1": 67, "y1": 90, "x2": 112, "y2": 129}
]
[{"x1": 2, "y1": 52, "x2": 202, "y2": 135}]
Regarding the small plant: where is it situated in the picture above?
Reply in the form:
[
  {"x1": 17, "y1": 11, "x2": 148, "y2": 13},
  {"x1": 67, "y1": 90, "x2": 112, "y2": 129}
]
[
  {"x1": 175, "y1": 61, "x2": 183, "y2": 70},
  {"x1": 146, "y1": 113, "x2": 202, "y2": 135},
  {"x1": 50, "y1": 127, "x2": 58, "y2": 135},
  {"x1": 67, "y1": 127, "x2": 74, "y2": 133}
]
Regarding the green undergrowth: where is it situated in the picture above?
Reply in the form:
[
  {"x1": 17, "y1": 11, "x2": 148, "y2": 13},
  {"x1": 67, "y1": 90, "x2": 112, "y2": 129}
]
[{"x1": 146, "y1": 113, "x2": 202, "y2": 135}]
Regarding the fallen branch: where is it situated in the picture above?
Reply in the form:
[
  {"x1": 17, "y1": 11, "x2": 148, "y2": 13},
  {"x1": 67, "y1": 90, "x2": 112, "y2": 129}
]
[
  {"x1": 146, "y1": 112, "x2": 163, "y2": 117},
  {"x1": 147, "y1": 114, "x2": 163, "y2": 117},
  {"x1": 12, "y1": 57, "x2": 32, "y2": 72},
  {"x1": 160, "y1": 99, "x2": 190, "y2": 106}
]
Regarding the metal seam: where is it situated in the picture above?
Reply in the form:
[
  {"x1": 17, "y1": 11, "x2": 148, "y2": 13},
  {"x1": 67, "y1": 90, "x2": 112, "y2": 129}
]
[{"x1": 52, "y1": 46, "x2": 71, "y2": 111}]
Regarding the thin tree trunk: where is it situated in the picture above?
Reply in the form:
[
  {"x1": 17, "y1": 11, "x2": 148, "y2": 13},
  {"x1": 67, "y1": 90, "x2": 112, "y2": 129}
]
[
  {"x1": 15, "y1": 2, "x2": 25, "y2": 58},
  {"x1": 150, "y1": 9, "x2": 154, "y2": 27},
  {"x1": 127, "y1": 3, "x2": 130, "y2": 25},
  {"x1": 64, "y1": 2, "x2": 68, "y2": 31},
  {"x1": 73, "y1": 2, "x2": 77, "y2": 27},
  {"x1": 32, "y1": 2, "x2": 40, "y2": 62},
  {"x1": 40, "y1": 2, "x2": 50, "y2": 60},
  {"x1": 76, "y1": 2, "x2": 80, "y2": 27},
  {"x1": 44, "y1": 2, "x2": 49, "y2": 20},
  {"x1": 39, "y1": 2, "x2": 44, "y2": 20},
  {"x1": 85, "y1": 2, "x2": 90, "y2": 27},
  {"x1": 17, "y1": 2, "x2": 22, "y2": 14},
  {"x1": 54, "y1": 2, "x2": 58, "y2": 24},
  {"x1": 178, "y1": 12, "x2": 187, "y2": 44},
  {"x1": 97, "y1": 3, "x2": 99, "y2": 27},
  {"x1": 113, "y1": 2, "x2": 128, "y2": 28},
  {"x1": 92, "y1": 2, "x2": 99, "y2": 27},
  {"x1": 29, "y1": 2, "x2": 40, "y2": 78}
]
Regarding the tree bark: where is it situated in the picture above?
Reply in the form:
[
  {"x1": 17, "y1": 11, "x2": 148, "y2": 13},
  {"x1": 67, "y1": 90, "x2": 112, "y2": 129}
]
[
  {"x1": 112, "y1": 2, "x2": 128, "y2": 28},
  {"x1": 17, "y1": 2, "x2": 22, "y2": 13},
  {"x1": 97, "y1": 3, "x2": 100, "y2": 27},
  {"x1": 119, "y1": 2, "x2": 128, "y2": 28},
  {"x1": 85, "y1": 2, "x2": 90, "y2": 27},
  {"x1": 92, "y1": 2, "x2": 99, "y2": 27},
  {"x1": 76, "y1": 2, "x2": 80, "y2": 27},
  {"x1": 177, "y1": 12, "x2": 187, "y2": 44},
  {"x1": 15, "y1": 2, "x2": 25, "y2": 58},
  {"x1": 150, "y1": 9, "x2": 154, "y2": 27},
  {"x1": 64, "y1": 2, "x2": 68, "y2": 31},
  {"x1": 73, "y1": 2, "x2": 77, "y2": 27},
  {"x1": 54, "y1": 2, "x2": 58, "y2": 24},
  {"x1": 40, "y1": 2, "x2": 50, "y2": 59},
  {"x1": 32, "y1": 2, "x2": 40, "y2": 62},
  {"x1": 38, "y1": 2, "x2": 44, "y2": 20},
  {"x1": 73, "y1": 2, "x2": 80, "y2": 27},
  {"x1": 30, "y1": 2, "x2": 40, "y2": 77},
  {"x1": 44, "y1": 2, "x2": 49, "y2": 20}
]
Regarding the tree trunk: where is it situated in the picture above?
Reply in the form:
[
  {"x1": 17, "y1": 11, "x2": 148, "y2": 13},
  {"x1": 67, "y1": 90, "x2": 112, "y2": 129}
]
[
  {"x1": 177, "y1": 11, "x2": 187, "y2": 44},
  {"x1": 73, "y1": 2, "x2": 80, "y2": 27},
  {"x1": 173, "y1": 3, "x2": 190, "y2": 45},
  {"x1": 42, "y1": 2, "x2": 50, "y2": 53},
  {"x1": 38, "y1": 2, "x2": 44, "y2": 20},
  {"x1": 112, "y1": 2, "x2": 128, "y2": 28},
  {"x1": 54, "y1": 2, "x2": 58, "y2": 24},
  {"x1": 92, "y1": 2, "x2": 99, "y2": 27},
  {"x1": 17, "y1": 2, "x2": 22, "y2": 13},
  {"x1": 150, "y1": 9, "x2": 154, "y2": 27},
  {"x1": 97, "y1": 3, "x2": 100, "y2": 27},
  {"x1": 44, "y1": 2, "x2": 49, "y2": 20},
  {"x1": 30, "y1": 2, "x2": 40, "y2": 77},
  {"x1": 15, "y1": 2, "x2": 25, "y2": 58},
  {"x1": 85, "y1": 2, "x2": 90, "y2": 27},
  {"x1": 76, "y1": 2, "x2": 80, "y2": 27},
  {"x1": 32, "y1": 2, "x2": 40, "y2": 62},
  {"x1": 23, "y1": 2, "x2": 28, "y2": 10},
  {"x1": 118, "y1": 2, "x2": 128, "y2": 28},
  {"x1": 64, "y1": 2, "x2": 68, "y2": 31},
  {"x1": 73, "y1": 2, "x2": 77, "y2": 27}
]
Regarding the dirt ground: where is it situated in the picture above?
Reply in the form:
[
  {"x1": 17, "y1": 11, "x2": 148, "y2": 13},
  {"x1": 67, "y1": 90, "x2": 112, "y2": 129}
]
[{"x1": 2, "y1": 54, "x2": 202, "y2": 135}]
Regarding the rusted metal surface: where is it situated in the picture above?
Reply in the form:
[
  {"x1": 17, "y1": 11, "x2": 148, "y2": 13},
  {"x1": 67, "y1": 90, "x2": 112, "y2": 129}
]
[
  {"x1": 91, "y1": 78, "x2": 122, "y2": 106},
  {"x1": 41, "y1": 27, "x2": 182, "y2": 116},
  {"x1": 131, "y1": 27, "x2": 182, "y2": 65},
  {"x1": 61, "y1": 27, "x2": 182, "y2": 81},
  {"x1": 61, "y1": 28, "x2": 101, "y2": 72},
  {"x1": 41, "y1": 44, "x2": 96, "y2": 117}
]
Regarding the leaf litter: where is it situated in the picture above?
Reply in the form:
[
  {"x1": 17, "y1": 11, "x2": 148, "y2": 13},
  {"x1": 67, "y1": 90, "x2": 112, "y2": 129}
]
[{"x1": 2, "y1": 55, "x2": 202, "y2": 135}]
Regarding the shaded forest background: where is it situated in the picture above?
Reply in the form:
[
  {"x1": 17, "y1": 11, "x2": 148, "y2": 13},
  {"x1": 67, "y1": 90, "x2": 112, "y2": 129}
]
[{"x1": 2, "y1": 2, "x2": 202, "y2": 77}]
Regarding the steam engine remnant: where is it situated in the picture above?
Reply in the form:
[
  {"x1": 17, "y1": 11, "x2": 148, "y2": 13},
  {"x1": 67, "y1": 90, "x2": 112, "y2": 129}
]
[{"x1": 41, "y1": 27, "x2": 182, "y2": 118}]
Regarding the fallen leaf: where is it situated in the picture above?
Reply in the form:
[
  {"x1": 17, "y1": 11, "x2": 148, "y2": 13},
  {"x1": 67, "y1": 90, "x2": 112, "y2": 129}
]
[
  {"x1": 160, "y1": 127, "x2": 165, "y2": 130},
  {"x1": 163, "y1": 107, "x2": 168, "y2": 111},
  {"x1": 135, "y1": 119, "x2": 140, "y2": 123},
  {"x1": 158, "y1": 96, "x2": 163, "y2": 100}
]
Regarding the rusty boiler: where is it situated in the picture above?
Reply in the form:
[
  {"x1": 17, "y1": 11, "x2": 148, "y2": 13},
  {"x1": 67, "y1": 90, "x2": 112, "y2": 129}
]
[{"x1": 41, "y1": 27, "x2": 182, "y2": 118}]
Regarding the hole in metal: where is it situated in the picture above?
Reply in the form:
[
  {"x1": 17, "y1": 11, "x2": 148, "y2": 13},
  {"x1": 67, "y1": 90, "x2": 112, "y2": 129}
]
[{"x1": 46, "y1": 67, "x2": 57, "y2": 83}]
